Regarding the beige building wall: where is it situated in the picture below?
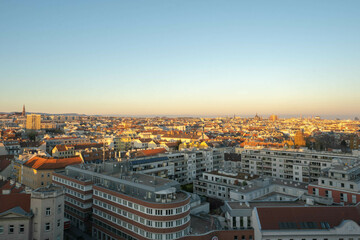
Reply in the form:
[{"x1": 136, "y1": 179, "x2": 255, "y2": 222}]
[
  {"x1": 31, "y1": 186, "x2": 64, "y2": 240},
  {"x1": 52, "y1": 148, "x2": 75, "y2": 158},
  {"x1": 0, "y1": 214, "x2": 32, "y2": 240},
  {"x1": 22, "y1": 166, "x2": 54, "y2": 189},
  {"x1": 26, "y1": 114, "x2": 41, "y2": 130}
]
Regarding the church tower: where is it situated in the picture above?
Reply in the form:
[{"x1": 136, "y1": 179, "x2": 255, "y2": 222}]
[{"x1": 22, "y1": 104, "x2": 26, "y2": 116}]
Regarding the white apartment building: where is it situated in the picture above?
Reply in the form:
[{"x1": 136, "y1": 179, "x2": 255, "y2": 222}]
[
  {"x1": 194, "y1": 170, "x2": 307, "y2": 201},
  {"x1": 237, "y1": 147, "x2": 359, "y2": 182}
]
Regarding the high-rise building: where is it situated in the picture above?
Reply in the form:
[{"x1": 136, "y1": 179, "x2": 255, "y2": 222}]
[{"x1": 26, "y1": 114, "x2": 41, "y2": 130}]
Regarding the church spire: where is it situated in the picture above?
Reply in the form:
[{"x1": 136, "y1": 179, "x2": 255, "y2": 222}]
[{"x1": 22, "y1": 104, "x2": 26, "y2": 116}]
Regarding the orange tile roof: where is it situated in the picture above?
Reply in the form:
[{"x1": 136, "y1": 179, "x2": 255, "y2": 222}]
[{"x1": 24, "y1": 156, "x2": 82, "y2": 170}]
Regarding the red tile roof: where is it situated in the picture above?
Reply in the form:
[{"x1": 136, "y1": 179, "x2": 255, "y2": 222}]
[
  {"x1": 256, "y1": 205, "x2": 360, "y2": 230},
  {"x1": 24, "y1": 156, "x2": 82, "y2": 170},
  {"x1": 0, "y1": 158, "x2": 11, "y2": 172},
  {"x1": 0, "y1": 180, "x2": 25, "y2": 193},
  {"x1": 0, "y1": 193, "x2": 31, "y2": 213},
  {"x1": 134, "y1": 148, "x2": 167, "y2": 158}
]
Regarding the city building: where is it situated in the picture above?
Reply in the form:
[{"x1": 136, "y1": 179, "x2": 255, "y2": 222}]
[
  {"x1": 0, "y1": 179, "x2": 64, "y2": 240},
  {"x1": 237, "y1": 147, "x2": 358, "y2": 182},
  {"x1": 26, "y1": 114, "x2": 41, "y2": 130},
  {"x1": 128, "y1": 149, "x2": 224, "y2": 184},
  {"x1": 224, "y1": 201, "x2": 304, "y2": 230},
  {"x1": 308, "y1": 160, "x2": 360, "y2": 205},
  {"x1": 194, "y1": 170, "x2": 307, "y2": 202},
  {"x1": 44, "y1": 137, "x2": 91, "y2": 155},
  {"x1": 21, "y1": 156, "x2": 82, "y2": 189},
  {"x1": 53, "y1": 163, "x2": 191, "y2": 240},
  {"x1": 30, "y1": 185, "x2": 65, "y2": 240},
  {"x1": 252, "y1": 204, "x2": 360, "y2": 239},
  {"x1": 52, "y1": 145, "x2": 75, "y2": 158}
]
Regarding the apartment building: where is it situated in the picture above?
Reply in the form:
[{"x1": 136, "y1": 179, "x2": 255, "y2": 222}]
[
  {"x1": 44, "y1": 137, "x2": 91, "y2": 155},
  {"x1": 194, "y1": 170, "x2": 307, "y2": 202},
  {"x1": 194, "y1": 171, "x2": 258, "y2": 200},
  {"x1": 308, "y1": 160, "x2": 360, "y2": 205},
  {"x1": 238, "y1": 147, "x2": 358, "y2": 182},
  {"x1": 53, "y1": 163, "x2": 191, "y2": 240},
  {"x1": 128, "y1": 149, "x2": 224, "y2": 184}
]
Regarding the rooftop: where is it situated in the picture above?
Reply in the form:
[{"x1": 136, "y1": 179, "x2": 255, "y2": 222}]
[{"x1": 256, "y1": 204, "x2": 360, "y2": 230}]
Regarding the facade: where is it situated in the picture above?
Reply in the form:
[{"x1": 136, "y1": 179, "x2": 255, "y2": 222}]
[
  {"x1": 26, "y1": 114, "x2": 41, "y2": 130},
  {"x1": 252, "y1": 204, "x2": 360, "y2": 239},
  {"x1": 128, "y1": 149, "x2": 224, "y2": 184},
  {"x1": 21, "y1": 156, "x2": 82, "y2": 189},
  {"x1": 0, "y1": 181, "x2": 64, "y2": 240},
  {"x1": 3, "y1": 140, "x2": 21, "y2": 156},
  {"x1": 194, "y1": 171, "x2": 307, "y2": 202},
  {"x1": 31, "y1": 185, "x2": 64, "y2": 240},
  {"x1": 308, "y1": 161, "x2": 360, "y2": 205},
  {"x1": 44, "y1": 137, "x2": 91, "y2": 155},
  {"x1": 224, "y1": 201, "x2": 304, "y2": 230},
  {"x1": 238, "y1": 147, "x2": 358, "y2": 182},
  {"x1": 52, "y1": 145, "x2": 75, "y2": 158},
  {"x1": 53, "y1": 163, "x2": 191, "y2": 240},
  {"x1": 0, "y1": 193, "x2": 32, "y2": 240}
]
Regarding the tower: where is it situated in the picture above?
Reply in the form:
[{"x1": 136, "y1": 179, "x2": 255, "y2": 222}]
[{"x1": 22, "y1": 104, "x2": 26, "y2": 116}]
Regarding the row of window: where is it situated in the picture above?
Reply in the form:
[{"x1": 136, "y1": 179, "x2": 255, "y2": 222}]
[
  {"x1": 93, "y1": 211, "x2": 188, "y2": 240},
  {"x1": 53, "y1": 176, "x2": 87, "y2": 191},
  {"x1": 320, "y1": 179, "x2": 355, "y2": 189},
  {"x1": 94, "y1": 189, "x2": 189, "y2": 216},
  {"x1": 0, "y1": 224, "x2": 24, "y2": 234},
  {"x1": 64, "y1": 187, "x2": 91, "y2": 200},
  {"x1": 93, "y1": 200, "x2": 190, "y2": 228},
  {"x1": 65, "y1": 196, "x2": 91, "y2": 209}
]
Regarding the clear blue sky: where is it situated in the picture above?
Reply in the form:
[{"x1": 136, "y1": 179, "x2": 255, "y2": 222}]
[{"x1": 1, "y1": 0, "x2": 359, "y2": 117}]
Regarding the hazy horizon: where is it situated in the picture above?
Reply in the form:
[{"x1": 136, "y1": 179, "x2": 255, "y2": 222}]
[{"x1": 1, "y1": 108, "x2": 359, "y2": 120}]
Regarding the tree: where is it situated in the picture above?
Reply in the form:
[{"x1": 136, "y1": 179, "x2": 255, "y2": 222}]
[{"x1": 26, "y1": 130, "x2": 38, "y2": 141}]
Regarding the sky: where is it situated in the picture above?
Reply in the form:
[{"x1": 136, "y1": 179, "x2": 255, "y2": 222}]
[{"x1": 0, "y1": 0, "x2": 359, "y2": 118}]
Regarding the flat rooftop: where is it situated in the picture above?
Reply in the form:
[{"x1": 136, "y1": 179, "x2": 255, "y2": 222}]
[
  {"x1": 227, "y1": 200, "x2": 305, "y2": 210},
  {"x1": 207, "y1": 171, "x2": 259, "y2": 180}
]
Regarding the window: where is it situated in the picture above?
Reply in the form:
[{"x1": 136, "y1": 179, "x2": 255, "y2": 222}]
[
  {"x1": 46, "y1": 207, "x2": 51, "y2": 216},
  {"x1": 57, "y1": 204, "x2": 61, "y2": 213},
  {"x1": 45, "y1": 223, "x2": 50, "y2": 231},
  {"x1": 0, "y1": 226, "x2": 3, "y2": 234},
  {"x1": 19, "y1": 224, "x2": 24, "y2": 233},
  {"x1": 350, "y1": 184, "x2": 354, "y2": 189},
  {"x1": 9, "y1": 225, "x2": 14, "y2": 234},
  {"x1": 57, "y1": 219, "x2": 61, "y2": 227},
  {"x1": 341, "y1": 183, "x2": 345, "y2": 188}
]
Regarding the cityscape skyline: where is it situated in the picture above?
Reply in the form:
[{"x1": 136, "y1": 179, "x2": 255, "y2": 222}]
[{"x1": 1, "y1": 0, "x2": 360, "y2": 117}]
